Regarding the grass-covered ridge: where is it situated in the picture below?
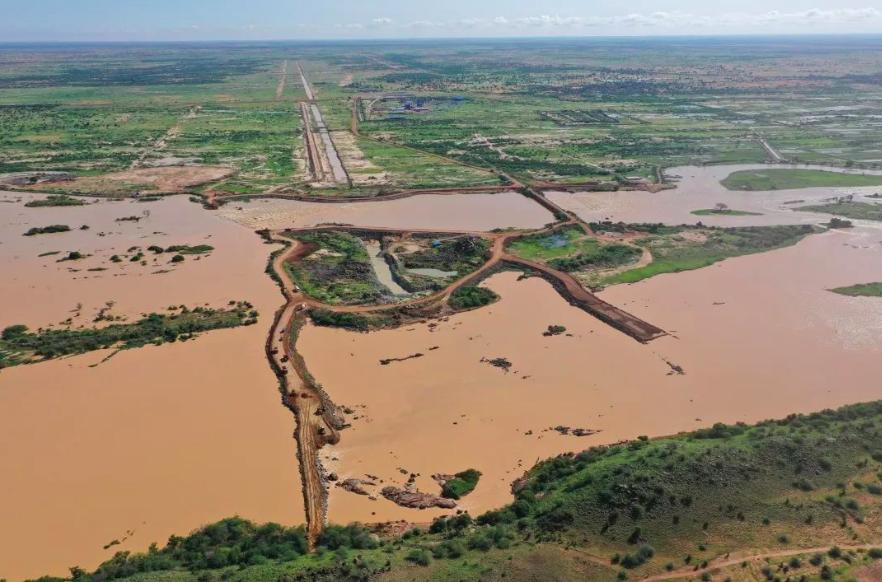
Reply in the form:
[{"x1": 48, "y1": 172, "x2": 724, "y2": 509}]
[
  {"x1": 831, "y1": 282, "x2": 882, "y2": 298},
  {"x1": 0, "y1": 302, "x2": 257, "y2": 368},
  {"x1": 722, "y1": 169, "x2": 882, "y2": 191},
  {"x1": 32, "y1": 400, "x2": 882, "y2": 581}
]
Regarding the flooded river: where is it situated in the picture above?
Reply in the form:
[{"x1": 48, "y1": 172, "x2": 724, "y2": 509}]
[
  {"x1": 4, "y1": 162, "x2": 882, "y2": 578},
  {"x1": 0, "y1": 192, "x2": 302, "y2": 581},
  {"x1": 217, "y1": 191, "x2": 555, "y2": 231},
  {"x1": 300, "y1": 224, "x2": 882, "y2": 524},
  {"x1": 549, "y1": 163, "x2": 882, "y2": 227}
]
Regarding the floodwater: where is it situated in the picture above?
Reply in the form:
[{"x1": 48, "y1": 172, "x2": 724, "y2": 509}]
[
  {"x1": 0, "y1": 192, "x2": 302, "y2": 581},
  {"x1": 365, "y1": 240, "x2": 409, "y2": 296},
  {"x1": 549, "y1": 163, "x2": 882, "y2": 227},
  {"x1": 300, "y1": 225, "x2": 882, "y2": 524},
  {"x1": 216, "y1": 192, "x2": 555, "y2": 232}
]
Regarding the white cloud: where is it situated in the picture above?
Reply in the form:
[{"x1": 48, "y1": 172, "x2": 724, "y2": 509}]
[{"x1": 329, "y1": 7, "x2": 882, "y2": 37}]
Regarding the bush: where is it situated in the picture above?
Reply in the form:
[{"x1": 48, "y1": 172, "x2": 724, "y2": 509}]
[
  {"x1": 441, "y1": 469, "x2": 482, "y2": 499},
  {"x1": 310, "y1": 309, "x2": 370, "y2": 331},
  {"x1": 449, "y1": 286, "x2": 498, "y2": 310},
  {"x1": 620, "y1": 545, "x2": 654, "y2": 569},
  {"x1": 405, "y1": 549, "x2": 431, "y2": 566}
]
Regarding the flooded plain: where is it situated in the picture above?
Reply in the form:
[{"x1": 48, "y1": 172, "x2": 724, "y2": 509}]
[
  {"x1": 0, "y1": 192, "x2": 302, "y2": 581},
  {"x1": 301, "y1": 224, "x2": 882, "y2": 524},
  {"x1": 216, "y1": 191, "x2": 555, "y2": 231},
  {"x1": 549, "y1": 163, "x2": 882, "y2": 227},
  {"x1": 4, "y1": 162, "x2": 882, "y2": 578}
]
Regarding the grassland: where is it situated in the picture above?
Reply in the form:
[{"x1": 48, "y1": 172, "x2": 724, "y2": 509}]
[
  {"x1": 722, "y1": 169, "x2": 882, "y2": 191},
  {"x1": 599, "y1": 224, "x2": 816, "y2": 286},
  {"x1": 31, "y1": 400, "x2": 882, "y2": 582},
  {"x1": 0, "y1": 302, "x2": 257, "y2": 368},
  {"x1": 799, "y1": 201, "x2": 882, "y2": 222},
  {"x1": 831, "y1": 282, "x2": 882, "y2": 298},
  {"x1": 507, "y1": 226, "x2": 641, "y2": 274},
  {"x1": 6, "y1": 38, "x2": 882, "y2": 201}
]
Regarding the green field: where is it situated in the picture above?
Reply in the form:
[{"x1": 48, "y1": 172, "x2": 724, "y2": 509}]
[
  {"x1": 800, "y1": 201, "x2": 882, "y2": 222},
  {"x1": 831, "y1": 282, "x2": 882, "y2": 297},
  {"x1": 722, "y1": 169, "x2": 882, "y2": 191},
  {"x1": 600, "y1": 224, "x2": 816, "y2": 286},
  {"x1": 35, "y1": 400, "x2": 882, "y2": 582},
  {"x1": 6, "y1": 39, "x2": 882, "y2": 201},
  {"x1": 507, "y1": 226, "x2": 641, "y2": 274}
]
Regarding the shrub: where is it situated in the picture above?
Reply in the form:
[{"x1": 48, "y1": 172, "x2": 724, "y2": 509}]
[
  {"x1": 449, "y1": 286, "x2": 498, "y2": 310},
  {"x1": 441, "y1": 469, "x2": 482, "y2": 499},
  {"x1": 405, "y1": 549, "x2": 431, "y2": 566}
]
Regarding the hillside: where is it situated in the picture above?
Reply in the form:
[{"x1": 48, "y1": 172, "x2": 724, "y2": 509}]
[{"x1": 29, "y1": 401, "x2": 882, "y2": 582}]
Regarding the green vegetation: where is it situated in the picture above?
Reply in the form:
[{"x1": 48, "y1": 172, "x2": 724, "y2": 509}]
[
  {"x1": 800, "y1": 201, "x2": 882, "y2": 222},
  {"x1": 441, "y1": 469, "x2": 482, "y2": 499},
  {"x1": 164, "y1": 244, "x2": 214, "y2": 254},
  {"x1": 449, "y1": 286, "x2": 498, "y2": 310},
  {"x1": 722, "y1": 169, "x2": 882, "y2": 191},
  {"x1": 507, "y1": 227, "x2": 594, "y2": 262},
  {"x1": 58, "y1": 250, "x2": 85, "y2": 262},
  {"x1": 392, "y1": 236, "x2": 491, "y2": 291},
  {"x1": 399, "y1": 236, "x2": 489, "y2": 275},
  {"x1": 34, "y1": 400, "x2": 882, "y2": 581},
  {"x1": 0, "y1": 302, "x2": 256, "y2": 368},
  {"x1": 286, "y1": 231, "x2": 389, "y2": 305},
  {"x1": 23, "y1": 194, "x2": 86, "y2": 207},
  {"x1": 544, "y1": 325, "x2": 567, "y2": 336},
  {"x1": 602, "y1": 224, "x2": 816, "y2": 286},
  {"x1": 831, "y1": 282, "x2": 882, "y2": 298},
  {"x1": 508, "y1": 226, "x2": 641, "y2": 274},
  {"x1": 23, "y1": 224, "x2": 70, "y2": 236},
  {"x1": 309, "y1": 309, "x2": 372, "y2": 331}
]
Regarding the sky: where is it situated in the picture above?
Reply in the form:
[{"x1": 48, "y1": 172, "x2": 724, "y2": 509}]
[{"x1": 1, "y1": 0, "x2": 881, "y2": 42}]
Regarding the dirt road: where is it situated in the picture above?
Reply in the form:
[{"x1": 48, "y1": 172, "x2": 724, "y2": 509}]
[
  {"x1": 266, "y1": 235, "x2": 340, "y2": 547},
  {"x1": 638, "y1": 544, "x2": 882, "y2": 581},
  {"x1": 276, "y1": 60, "x2": 288, "y2": 100}
]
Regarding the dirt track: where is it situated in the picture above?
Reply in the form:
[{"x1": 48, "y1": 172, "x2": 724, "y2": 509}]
[
  {"x1": 266, "y1": 235, "x2": 340, "y2": 547},
  {"x1": 275, "y1": 60, "x2": 288, "y2": 100},
  {"x1": 638, "y1": 543, "x2": 882, "y2": 581}
]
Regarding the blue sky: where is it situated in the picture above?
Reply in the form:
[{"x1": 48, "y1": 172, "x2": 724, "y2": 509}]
[{"x1": 2, "y1": 0, "x2": 881, "y2": 41}]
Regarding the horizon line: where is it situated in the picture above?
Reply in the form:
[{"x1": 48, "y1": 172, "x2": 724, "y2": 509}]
[{"x1": 2, "y1": 31, "x2": 882, "y2": 46}]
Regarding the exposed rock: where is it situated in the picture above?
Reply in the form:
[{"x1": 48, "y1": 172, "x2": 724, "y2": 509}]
[
  {"x1": 337, "y1": 478, "x2": 375, "y2": 496},
  {"x1": 480, "y1": 356, "x2": 512, "y2": 372},
  {"x1": 552, "y1": 425, "x2": 599, "y2": 437},
  {"x1": 380, "y1": 486, "x2": 456, "y2": 509}
]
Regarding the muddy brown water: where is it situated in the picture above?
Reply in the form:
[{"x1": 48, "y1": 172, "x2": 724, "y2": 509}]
[
  {"x1": 0, "y1": 192, "x2": 302, "y2": 581},
  {"x1": 549, "y1": 164, "x2": 882, "y2": 228},
  {"x1": 4, "y1": 163, "x2": 882, "y2": 578},
  {"x1": 216, "y1": 191, "x2": 555, "y2": 232},
  {"x1": 300, "y1": 226, "x2": 882, "y2": 524}
]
